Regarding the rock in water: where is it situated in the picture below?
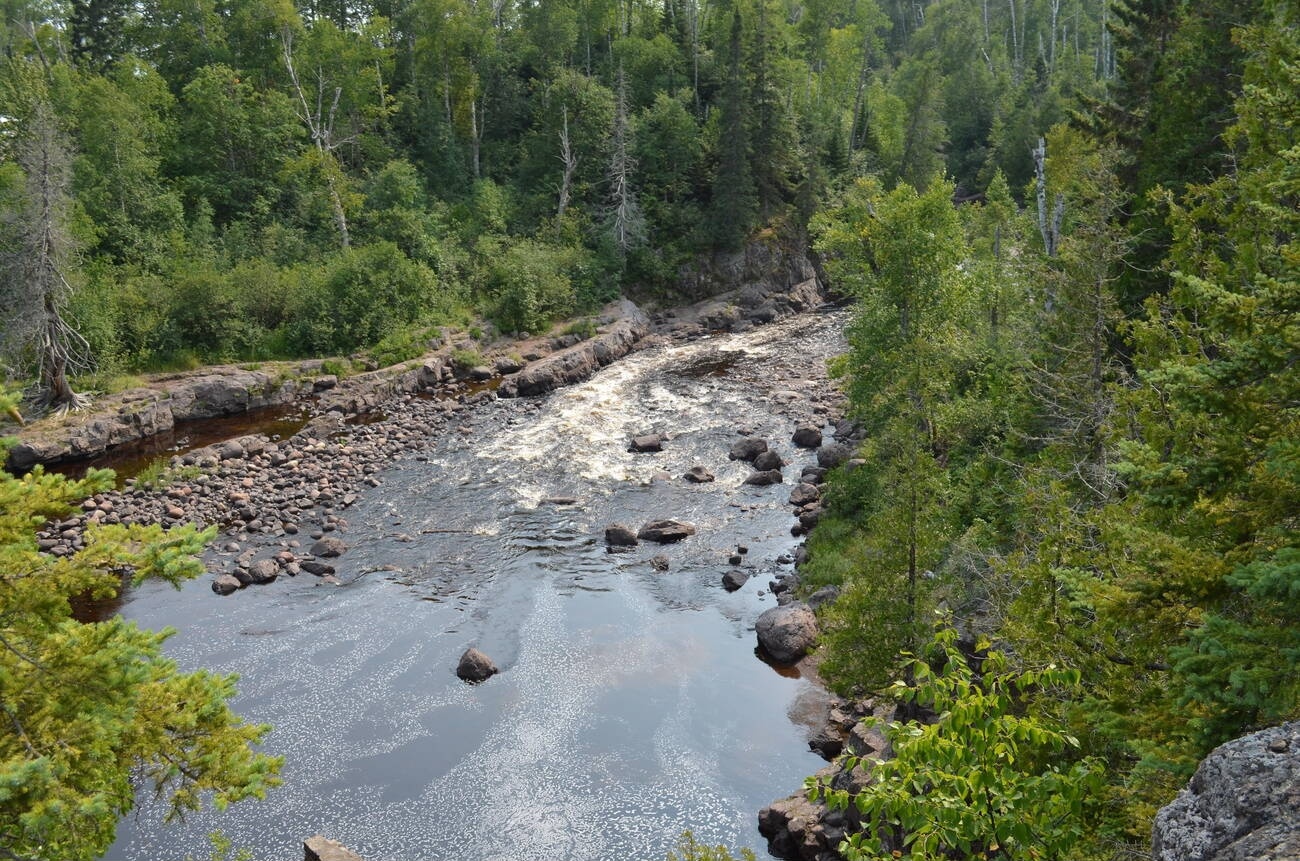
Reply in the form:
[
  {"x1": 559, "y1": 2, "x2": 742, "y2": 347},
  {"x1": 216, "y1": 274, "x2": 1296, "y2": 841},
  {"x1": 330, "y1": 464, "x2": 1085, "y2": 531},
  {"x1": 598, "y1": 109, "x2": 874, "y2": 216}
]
[
  {"x1": 722, "y1": 570, "x2": 750, "y2": 591},
  {"x1": 744, "y1": 469, "x2": 784, "y2": 486},
  {"x1": 729, "y1": 437, "x2": 769, "y2": 462},
  {"x1": 637, "y1": 520, "x2": 696, "y2": 543},
  {"x1": 755, "y1": 603, "x2": 818, "y2": 664},
  {"x1": 683, "y1": 465, "x2": 715, "y2": 483},
  {"x1": 1152, "y1": 720, "x2": 1300, "y2": 861},
  {"x1": 456, "y1": 648, "x2": 498, "y2": 683},
  {"x1": 816, "y1": 442, "x2": 853, "y2": 469},
  {"x1": 789, "y1": 483, "x2": 821, "y2": 506},
  {"x1": 247, "y1": 558, "x2": 279, "y2": 584},
  {"x1": 605, "y1": 524, "x2": 639, "y2": 547},
  {"x1": 753, "y1": 449, "x2": 786, "y2": 471},
  {"x1": 628, "y1": 433, "x2": 665, "y2": 453},
  {"x1": 792, "y1": 425, "x2": 823, "y2": 449},
  {"x1": 310, "y1": 536, "x2": 348, "y2": 558},
  {"x1": 304, "y1": 835, "x2": 365, "y2": 861},
  {"x1": 211, "y1": 573, "x2": 242, "y2": 595}
]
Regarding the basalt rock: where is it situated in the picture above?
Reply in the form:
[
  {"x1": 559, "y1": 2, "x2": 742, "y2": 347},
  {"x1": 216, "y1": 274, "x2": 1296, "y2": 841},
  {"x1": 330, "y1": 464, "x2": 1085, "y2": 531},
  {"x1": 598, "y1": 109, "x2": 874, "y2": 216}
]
[
  {"x1": 304, "y1": 835, "x2": 366, "y2": 861},
  {"x1": 729, "y1": 437, "x2": 769, "y2": 462},
  {"x1": 629, "y1": 433, "x2": 665, "y2": 453},
  {"x1": 499, "y1": 301, "x2": 650, "y2": 398},
  {"x1": 792, "y1": 426, "x2": 823, "y2": 449},
  {"x1": 756, "y1": 602, "x2": 818, "y2": 664},
  {"x1": 754, "y1": 449, "x2": 786, "y2": 471},
  {"x1": 744, "y1": 469, "x2": 784, "y2": 486},
  {"x1": 637, "y1": 520, "x2": 696, "y2": 543},
  {"x1": 683, "y1": 465, "x2": 715, "y2": 483},
  {"x1": 605, "y1": 524, "x2": 639, "y2": 547},
  {"x1": 455, "y1": 648, "x2": 499, "y2": 683}
]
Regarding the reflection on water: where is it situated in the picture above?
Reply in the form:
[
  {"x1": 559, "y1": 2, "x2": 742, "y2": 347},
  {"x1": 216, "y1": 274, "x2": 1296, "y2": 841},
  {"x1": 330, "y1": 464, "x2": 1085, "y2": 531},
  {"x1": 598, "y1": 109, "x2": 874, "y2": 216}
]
[{"x1": 110, "y1": 312, "x2": 845, "y2": 861}]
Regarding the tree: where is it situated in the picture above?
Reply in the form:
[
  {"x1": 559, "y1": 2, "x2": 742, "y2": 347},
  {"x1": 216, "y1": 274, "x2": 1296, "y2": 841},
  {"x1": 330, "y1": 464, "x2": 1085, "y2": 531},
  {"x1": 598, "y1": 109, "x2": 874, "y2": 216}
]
[
  {"x1": 709, "y1": 7, "x2": 756, "y2": 250},
  {"x1": 0, "y1": 100, "x2": 92, "y2": 412},
  {"x1": 0, "y1": 389, "x2": 282, "y2": 861},
  {"x1": 603, "y1": 68, "x2": 645, "y2": 260},
  {"x1": 811, "y1": 626, "x2": 1103, "y2": 861}
]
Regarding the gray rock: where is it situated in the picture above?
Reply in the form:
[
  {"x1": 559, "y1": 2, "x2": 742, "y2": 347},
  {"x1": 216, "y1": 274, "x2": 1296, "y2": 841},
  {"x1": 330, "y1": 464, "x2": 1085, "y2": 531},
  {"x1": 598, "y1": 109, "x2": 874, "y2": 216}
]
[
  {"x1": 605, "y1": 524, "x2": 639, "y2": 547},
  {"x1": 649, "y1": 554, "x2": 670, "y2": 572},
  {"x1": 816, "y1": 442, "x2": 854, "y2": 469},
  {"x1": 300, "y1": 560, "x2": 336, "y2": 576},
  {"x1": 683, "y1": 465, "x2": 715, "y2": 483},
  {"x1": 729, "y1": 437, "x2": 769, "y2": 462},
  {"x1": 1152, "y1": 721, "x2": 1300, "y2": 861},
  {"x1": 211, "y1": 573, "x2": 242, "y2": 595},
  {"x1": 456, "y1": 648, "x2": 499, "y2": 683},
  {"x1": 807, "y1": 585, "x2": 841, "y2": 610},
  {"x1": 788, "y1": 483, "x2": 821, "y2": 506},
  {"x1": 637, "y1": 519, "x2": 697, "y2": 543},
  {"x1": 247, "y1": 558, "x2": 279, "y2": 584},
  {"x1": 304, "y1": 835, "x2": 365, "y2": 861},
  {"x1": 310, "y1": 536, "x2": 348, "y2": 558},
  {"x1": 722, "y1": 570, "x2": 750, "y2": 591},
  {"x1": 755, "y1": 602, "x2": 818, "y2": 664},
  {"x1": 792, "y1": 425, "x2": 823, "y2": 448},
  {"x1": 744, "y1": 469, "x2": 784, "y2": 486},
  {"x1": 629, "y1": 433, "x2": 665, "y2": 453},
  {"x1": 753, "y1": 449, "x2": 786, "y2": 471}
]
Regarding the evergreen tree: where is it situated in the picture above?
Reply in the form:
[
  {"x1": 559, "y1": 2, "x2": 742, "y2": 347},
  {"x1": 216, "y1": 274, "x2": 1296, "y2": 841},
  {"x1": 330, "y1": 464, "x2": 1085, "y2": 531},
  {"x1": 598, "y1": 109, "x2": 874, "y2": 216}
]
[{"x1": 709, "y1": 7, "x2": 755, "y2": 250}]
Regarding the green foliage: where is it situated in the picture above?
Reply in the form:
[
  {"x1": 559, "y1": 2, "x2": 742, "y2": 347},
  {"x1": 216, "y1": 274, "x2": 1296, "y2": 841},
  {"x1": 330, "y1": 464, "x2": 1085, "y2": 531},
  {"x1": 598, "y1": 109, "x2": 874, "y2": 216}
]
[
  {"x1": 665, "y1": 831, "x2": 757, "y2": 861},
  {"x1": 0, "y1": 392, "x2": 281, "y2": 860},
  {"x1": 131, "y1": 458, "x2": 203, "y2": 492},
  {"x1": 810, "y1": 626, "x2": 1103, "y2": 861}
]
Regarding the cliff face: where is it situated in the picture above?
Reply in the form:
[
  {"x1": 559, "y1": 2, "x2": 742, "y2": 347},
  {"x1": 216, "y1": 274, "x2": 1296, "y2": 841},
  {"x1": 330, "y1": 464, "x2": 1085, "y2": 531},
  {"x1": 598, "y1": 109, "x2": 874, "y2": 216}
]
[{"x1": 1152, "y1": 721, "x2": 1300, "y2": 861}]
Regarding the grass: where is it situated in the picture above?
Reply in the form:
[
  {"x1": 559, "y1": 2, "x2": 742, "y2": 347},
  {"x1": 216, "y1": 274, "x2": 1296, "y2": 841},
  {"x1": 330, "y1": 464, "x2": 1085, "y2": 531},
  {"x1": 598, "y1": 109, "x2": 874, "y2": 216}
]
[
  {"x1": 451, "y1": 347, "x2": 485, "y2": 370},
  {"x1": 562, "y1": 317, "x2": 599, "y2": 339},
  {"x1": 132, "y1": 458, "x2": 203, "y2": 491}
]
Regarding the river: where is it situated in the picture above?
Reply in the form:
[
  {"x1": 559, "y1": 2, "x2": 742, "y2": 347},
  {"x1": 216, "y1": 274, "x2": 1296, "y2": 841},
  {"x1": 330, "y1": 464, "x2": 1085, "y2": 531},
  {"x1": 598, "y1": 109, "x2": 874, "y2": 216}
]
[{"x1": 109, "y1": 310, "x2": 846, "y2": 861}]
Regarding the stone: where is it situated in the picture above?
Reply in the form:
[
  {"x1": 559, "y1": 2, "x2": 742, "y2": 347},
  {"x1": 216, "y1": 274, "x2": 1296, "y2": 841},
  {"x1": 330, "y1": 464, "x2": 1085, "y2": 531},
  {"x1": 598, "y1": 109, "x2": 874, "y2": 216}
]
[
  {"x1": 816, "y1": 442, "x2": 854, "y2": 469},
  {"x1": 1152, "y1": 720, "x2": 1300, "y2": 861},
  {"x1": 628, "y1": 433, "x2": 665, "y2": 453},
  {"x1": 807, "y1": 585, "x2": 841, "y2": 610},
  {"x1": 304, "y1": 835, "x2": 365, "y2": 861},
  {"x1": 788, "y1": 483, "x2": 821, "y2": 507},
  {"x1": 247, "y1": 559, "x2": 279, "y2": 584},
  {"x1": 729, "y1": 437, "x2": 769, "y2": 462},
  {"x1": 605, "y1": 524, "x2": 639, "y2": 547},
  {"x1": 722, "y1": 570, "x2": 750, "y2": 591},
  {"x1": 649, "y1": 554, "x2": 670, "y2": 572},
  {"x1": 683, "y1": 465, "x2": 715, "y2": 483},
  {"x1": 755, "y1": 602, "x2": 818, "y2": 664},
  {"x1": 456, "y1": 648, "x2": 499, "y2": 683},
  {"x1": 637, "y1": 520, "x2": 696, "y2": 543},
  {"x1": 300, "y1": 560, "x2": 336, "y2": 576},
  {"x1": 792, "y1": 425, "x2": 823, "y2": 449},
  {"x1": 211, "y1": 574, "x2": 242, "y2": 595},
  {"x1": 310, "y1": 536, "x2": 348, "y2": 558},
  {"x1": 753, "y1": 449, "x2": 786, "y2": 471},
  {"x1": 743, "y1": 469, "x2": 784, "y2": 486}
]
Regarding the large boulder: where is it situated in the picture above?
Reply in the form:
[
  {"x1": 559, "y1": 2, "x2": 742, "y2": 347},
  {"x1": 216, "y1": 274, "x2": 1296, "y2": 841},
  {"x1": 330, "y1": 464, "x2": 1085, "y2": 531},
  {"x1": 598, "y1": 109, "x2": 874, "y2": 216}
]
[
  {"x1": 211, "y1": 573, "x2": 242, "y2": 595},
  {"x1": 789, "y1": 483, "x2": 821, "y2": 507},
  {"x1": 816, "y1": 442, "x2": 853, "y2": 469},
  {"x1": 755, "y1": 602, "x2": 818, "y2": 664},
  {"x1": 605, "y1": 524, "x2": 639, "y2": 547},
  {"x1": 310, "y1": 537, "x2": 348, "y2": 558},
  {"x1": 684, "y1": 465, "x2": 715, "y2": 483},
  {"x1": 744, "y1": 469, "x2": 784, "y2": 486},
  {"x1": 754, "y1": 449, "x2": 786, "y2": 471},
  {"x1": 1152, "y1": 721, "x2": 1300, "y2": 861},
  {"x1": 456, "y1": 648, "x2": 499, "y2": 683},
  {"x1": 637, "y1": 520, "x2": 697, "y2": 543},
  {"x1": 792, "y1": 425, "x2": 823, "y2": 449}
]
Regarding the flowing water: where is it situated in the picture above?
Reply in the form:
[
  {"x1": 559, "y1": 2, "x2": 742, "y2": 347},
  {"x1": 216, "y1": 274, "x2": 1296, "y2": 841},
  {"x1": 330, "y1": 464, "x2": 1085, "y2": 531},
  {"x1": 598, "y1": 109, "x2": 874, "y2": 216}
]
[{"x1": 110, "y1": 311, "x2": 846, "y2": 861}]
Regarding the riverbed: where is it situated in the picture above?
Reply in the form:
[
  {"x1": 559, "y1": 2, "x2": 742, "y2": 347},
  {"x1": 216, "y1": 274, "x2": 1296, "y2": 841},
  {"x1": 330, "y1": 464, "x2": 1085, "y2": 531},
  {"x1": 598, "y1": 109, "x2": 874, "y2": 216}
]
[{"x1": 109, "y1": 310, "x2": 846, "y2": 861}]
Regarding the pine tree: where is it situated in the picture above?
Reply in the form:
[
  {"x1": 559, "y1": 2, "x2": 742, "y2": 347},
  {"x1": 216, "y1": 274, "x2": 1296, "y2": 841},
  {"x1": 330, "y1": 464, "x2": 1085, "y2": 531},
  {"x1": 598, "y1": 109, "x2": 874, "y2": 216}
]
[{"x1": 709, "y1": 7, "x2": 756, "y2": 250}]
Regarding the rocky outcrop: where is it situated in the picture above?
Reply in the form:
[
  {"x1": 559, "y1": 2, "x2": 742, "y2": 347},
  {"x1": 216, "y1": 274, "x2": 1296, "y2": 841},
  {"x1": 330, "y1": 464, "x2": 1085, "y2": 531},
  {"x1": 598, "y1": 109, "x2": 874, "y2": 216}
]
[
  {"x1": 637, "y1": 520, "x2": 696, "y2": 543},
  {"x1": 304, "y1": 835, "x2": 365, "y2": 861},
  {"x1": 498, "y1": 301, "x2": 651, "y2": 398},
  {"x1": 1152, "y1": 721, "x2": 1300, "y2": 861}
]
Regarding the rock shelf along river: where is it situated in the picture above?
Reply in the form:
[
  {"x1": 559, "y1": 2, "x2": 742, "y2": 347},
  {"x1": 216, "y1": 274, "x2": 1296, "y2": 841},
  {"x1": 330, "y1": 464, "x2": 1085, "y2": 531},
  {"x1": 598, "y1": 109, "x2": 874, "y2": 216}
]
[{"x1": 108, "y1": 309, "x2": 848, "y2": 861}]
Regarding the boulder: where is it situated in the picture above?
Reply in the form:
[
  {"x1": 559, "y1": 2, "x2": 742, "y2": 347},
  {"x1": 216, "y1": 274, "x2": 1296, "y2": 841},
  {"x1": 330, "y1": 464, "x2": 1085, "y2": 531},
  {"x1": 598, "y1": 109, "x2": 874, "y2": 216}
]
[
  {"x1": 456, "y1": 648, "x2": 499, "y2": 683},
  {"x1": 300, "y1": 560, "x2": 336, "y2": 576},
  {"x1": 806, "y1": 585, "x2": 841, "y2": 610},
  {"x1": 789, "y1": 483, "x2": 821, "y2": 507},
  {"x1": 683, "y1": 465, "x2": 715, "y2": 483},
  {"x1": 211, "y1": 574, "x2": 242, "y2": 595},
  {"x1": 753, "y1": 449, "x2": 786, "y2": 471},
  {"x1": 605, "y1": 524, "x2": 639, "y2": 547},
  {"x1": 756, "y1": 602, "x2": 818, "y2": 664},
  {"x1": 247, "y1": 558, "x2": 279, "y2": 584},
  {"x1": 744, "y1": 469, "x2": 784, "y2": 486},
  {"x1": 722, "y1": 570, "x2": 750, "y2": 591},
  {"x1": 637, "y1": 520, "x2": 696, "y2": 543},
  {"x1": 792, "y1": 425, "x2": 823, "y2": 449},
  {"x1": 649, "y1": 554, "x2": 670, "y2": 572},
  {"x1": 628, "y1": 434, "x2": 665, "y2": 453},
  {"x1": 729, "y1": 437, "x2": 769, "y2": 462},
  {"x1": 816, "y1": 442, "x2": 853, "y2": 469},
  {"x1": 310, "y1": 536, "x2": 348, "y2": 558},
  {"x1": 304, "y1": 835, "x2": 365, "y2": 861},
  {"x1": 1152, "y1": 721, "x2": 1300, "y2": 861}
]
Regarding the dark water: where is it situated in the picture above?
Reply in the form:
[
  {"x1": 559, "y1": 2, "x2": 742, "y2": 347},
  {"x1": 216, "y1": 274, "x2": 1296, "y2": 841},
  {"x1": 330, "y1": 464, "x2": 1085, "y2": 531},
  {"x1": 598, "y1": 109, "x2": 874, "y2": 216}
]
[{"x1": 111, "y1": 312, "x2": 845, "y2": 861}]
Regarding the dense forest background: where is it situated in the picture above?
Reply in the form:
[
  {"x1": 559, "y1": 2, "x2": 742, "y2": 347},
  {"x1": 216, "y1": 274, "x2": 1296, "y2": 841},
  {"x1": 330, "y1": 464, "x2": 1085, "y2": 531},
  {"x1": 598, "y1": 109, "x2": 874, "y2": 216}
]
[{"x1": 0, "y1": 0, "x2": 1296, "y2": 859}]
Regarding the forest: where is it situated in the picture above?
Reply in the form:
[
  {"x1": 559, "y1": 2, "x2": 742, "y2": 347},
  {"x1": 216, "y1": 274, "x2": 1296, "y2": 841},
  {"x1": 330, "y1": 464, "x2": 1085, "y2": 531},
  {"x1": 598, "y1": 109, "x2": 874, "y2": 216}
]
[{"x1": 0, "y1": 0, "x2": 1296, "y2": 859}]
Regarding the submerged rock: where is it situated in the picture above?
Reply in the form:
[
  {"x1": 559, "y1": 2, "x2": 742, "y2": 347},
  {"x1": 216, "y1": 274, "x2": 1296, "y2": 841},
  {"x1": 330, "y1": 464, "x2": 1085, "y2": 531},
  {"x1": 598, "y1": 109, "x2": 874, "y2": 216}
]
[
  {"x1": 744, "y1": 469, "x2": 784, "y2": 486},
  {"x1": 604, "y1": 524, "x2": 639, "y2": 547},
  {"x1": 683, "y1": 465, "x2": 715, "y2": 483},
  {"x1": 456, "y1": 648, "x2": 499, "y2": 683}
]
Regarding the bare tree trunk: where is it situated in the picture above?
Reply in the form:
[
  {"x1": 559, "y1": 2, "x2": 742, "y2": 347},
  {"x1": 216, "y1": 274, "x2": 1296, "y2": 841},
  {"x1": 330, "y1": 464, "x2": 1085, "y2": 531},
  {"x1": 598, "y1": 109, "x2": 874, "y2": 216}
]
[
  {"x1": 470, "y1": 98, "x2": 483, "y2": 179},
  {"x1": 283, "y1": 29, "x2": 353, "y2": 249},
  {"x1": 557, "y1": 104, "x2": 577, "y2": 218},
  {"x1": 1034, "y1": 137, "x2": 1060, "y2": 258}
]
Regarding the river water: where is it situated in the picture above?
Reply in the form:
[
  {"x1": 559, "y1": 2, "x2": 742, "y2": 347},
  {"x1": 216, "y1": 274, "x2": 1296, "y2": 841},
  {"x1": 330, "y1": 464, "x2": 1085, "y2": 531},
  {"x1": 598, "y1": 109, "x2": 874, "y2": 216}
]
[{"x1": 110, "y1": 311, "x2": 846, "y2": 861}]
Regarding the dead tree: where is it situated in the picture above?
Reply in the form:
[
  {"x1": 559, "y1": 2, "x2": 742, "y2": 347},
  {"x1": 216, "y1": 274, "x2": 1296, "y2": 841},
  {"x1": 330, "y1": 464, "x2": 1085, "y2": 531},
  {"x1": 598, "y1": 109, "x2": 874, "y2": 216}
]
[
  {"x1": 0, "y1": 101, "x2": 92, "y2": 413},
  {"x1": 282, "y1": 28, "x2": 352, "y2": 248},
  {"x1": 604, "y1": 69, "x2": 645, "y2": 259},
  {"x1": 557, "y1": 104, "x2": 578, "y2": 218}
]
